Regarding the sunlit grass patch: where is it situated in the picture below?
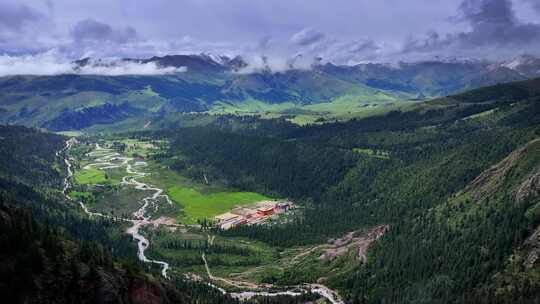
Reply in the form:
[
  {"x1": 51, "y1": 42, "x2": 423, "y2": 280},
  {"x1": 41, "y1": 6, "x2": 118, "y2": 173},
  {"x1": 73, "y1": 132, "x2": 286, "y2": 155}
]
[
  {"x1": 68, "y1": 191, "x2": 93, "y2": 201},
  {"x1": 74, "y1": 168, "x2": 110, "y2": 184},
  {"x1": 168, "y1": 186, "x2": 270, "y2": 224},
  {"x1": 353, "y1": 148, "x2": 390, "y2": 159}
]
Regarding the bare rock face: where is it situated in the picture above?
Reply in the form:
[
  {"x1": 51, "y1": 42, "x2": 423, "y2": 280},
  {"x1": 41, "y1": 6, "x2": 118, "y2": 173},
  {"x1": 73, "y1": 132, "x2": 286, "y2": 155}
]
[
  {"x1": 466, "y1": 144, "x2": 524, "y2": 202},
  {"x1": 523, "y1": 225, "x2": 540, "y2": 269},
  {"x1": 319, "y1": 225, "x2": 390, "y2": 262},
  {"x1": 357, "y1": 225, "x2": 390, "y2": 263},
  {"x1": 465, "y1": 138, "x2": 540, "y2": 202},
  {"x1": 515, "y1": 168, "x2": 540, "y2": 203}
]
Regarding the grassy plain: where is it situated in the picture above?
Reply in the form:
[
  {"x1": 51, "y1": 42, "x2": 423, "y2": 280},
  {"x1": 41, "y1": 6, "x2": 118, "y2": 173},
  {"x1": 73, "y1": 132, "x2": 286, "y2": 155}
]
[
  {"x1": 208, "y1": 96, "x2": 419, "y2": 126},
  {"x1": 68, "y1": 191, "x2": 93, "y2": 201},
  {"x1": 168, "y1": 186, "x2": 270, "y2": 224},
  {"x1": 74, "y1": 168, "x2": 110, "y2": 184}
]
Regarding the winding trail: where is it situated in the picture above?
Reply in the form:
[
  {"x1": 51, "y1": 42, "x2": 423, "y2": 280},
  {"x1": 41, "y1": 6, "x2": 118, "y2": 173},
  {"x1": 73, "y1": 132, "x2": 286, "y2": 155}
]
[
  {"x1": 201, "y1": 241, "x2": 344, "y2": 304},
  {"x1": 58, "y1": 139, "x2": 344, "y2": 304},
  {"x1": 290, "y1": 244, "x2": 332, "y2": 264}
]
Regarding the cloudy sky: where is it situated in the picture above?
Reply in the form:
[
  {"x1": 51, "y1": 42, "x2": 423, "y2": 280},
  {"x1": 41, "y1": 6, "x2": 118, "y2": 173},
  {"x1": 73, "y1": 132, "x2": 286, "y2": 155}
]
[{"x1": 1, "y1": 0, "x2": 540, "y2": 68}]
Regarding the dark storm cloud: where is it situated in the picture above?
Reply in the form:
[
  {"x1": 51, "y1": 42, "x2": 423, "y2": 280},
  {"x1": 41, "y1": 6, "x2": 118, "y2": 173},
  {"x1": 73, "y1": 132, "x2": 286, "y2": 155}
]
[
  {"x1": 403, "y1": 0, "x2": 540, "y2": 58},
  {"x1": 0, "y1": 2, "x2": 54, "y2": 55},
  {"x1": 0, "y1": 2, "x2": 45, "y2": 33},
  {"x1": 535, "y1": 5, "x2": 540, "y2": 13},
  {"x1": 456, "y1": 0, "x2": 540, "y2": 46},
  {"x1": 528, "y1": 0, "x2": 540, "y2": 14},
  {"x1": 15, "y1": 0, "x2": 461, "y2": 61},
  {"x1": 2, "y1": 0, "x2": 540, "y2": 74},
  {"x1": 72, "y1": 19, "x2": 139, "y2": 44}
]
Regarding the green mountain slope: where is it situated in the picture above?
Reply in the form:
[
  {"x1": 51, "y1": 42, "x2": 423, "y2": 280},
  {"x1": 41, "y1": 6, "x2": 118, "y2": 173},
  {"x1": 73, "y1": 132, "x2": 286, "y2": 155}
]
[
  {"x1": 319, "y1": 61, "x2": 527, "y2": 96},
  {"x1": 136, "y1": 76, "x2": 540, "y2": 302},
  {"x1": 3, "y1": 55, "x2": 537, "y2": 132},
  {"x1": 0, "y1": 71, "x2": 407, "y2": 130}
]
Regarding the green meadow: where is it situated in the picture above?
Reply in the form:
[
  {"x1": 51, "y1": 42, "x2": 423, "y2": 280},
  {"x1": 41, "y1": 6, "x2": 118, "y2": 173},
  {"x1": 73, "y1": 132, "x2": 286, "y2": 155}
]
[
  {"x1": 168, "y1": 186, "x2": 270, "y2": 224},
  {"x1": 68, "y1": 191, "x2": 93, "y2": 201},
  {"x1": 74, "y1": 168, "x2": 110, "y2": 184},
  {"x1": 207, "y1": 95, "x2": 419, "y2": 126}
]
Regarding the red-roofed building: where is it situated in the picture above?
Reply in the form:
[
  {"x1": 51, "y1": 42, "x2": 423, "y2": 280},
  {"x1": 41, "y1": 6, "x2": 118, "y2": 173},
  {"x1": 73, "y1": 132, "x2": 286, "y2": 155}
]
[{"x1": 257, "y1": 207, "x2": 274, "y2": 216}]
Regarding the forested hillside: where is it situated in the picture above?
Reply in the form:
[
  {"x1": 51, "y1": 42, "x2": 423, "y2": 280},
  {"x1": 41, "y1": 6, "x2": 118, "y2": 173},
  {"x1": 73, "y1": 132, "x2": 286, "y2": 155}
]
[
  {"x1": 141, "y1": 77, "x2": 540, "y2": 302},
  {"x1": 2, "y1": 76, "x2": 540, "y2": 303},
  {"x1": 0, "y1": 204, "x2": 238, "y2": 304},
  {"x1": 0, "y1": 126, "x2": 136, "y2": 256},
  {"x1": 0, "y1": 126, "x2": 241, "y2": 304}
]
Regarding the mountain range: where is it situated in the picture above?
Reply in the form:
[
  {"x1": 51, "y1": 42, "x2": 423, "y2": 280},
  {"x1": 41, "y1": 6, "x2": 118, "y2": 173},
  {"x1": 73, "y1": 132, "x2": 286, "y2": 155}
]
[
  {"x1": 1, "y1": 53, "x2": 540, "y2": 131},
  {"x1": 1, "y1": 58, "x2": 540, "y2": 303}
]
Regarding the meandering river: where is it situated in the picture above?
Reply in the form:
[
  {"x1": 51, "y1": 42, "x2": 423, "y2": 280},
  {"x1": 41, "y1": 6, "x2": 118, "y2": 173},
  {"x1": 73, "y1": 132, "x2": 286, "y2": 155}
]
[
  {"x1": 61, "y1": 140, "x2": 171, "y2": 277},
  {"x1": 59, "y1": 139, "x2": 344, "y2": 304}
]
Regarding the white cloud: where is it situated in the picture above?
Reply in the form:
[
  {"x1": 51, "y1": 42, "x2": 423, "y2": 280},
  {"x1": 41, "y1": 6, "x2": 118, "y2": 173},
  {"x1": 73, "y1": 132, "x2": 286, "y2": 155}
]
[
  {"x1": 0, "y1": 51, "x2": 186, "y2": 77},
  {"x1": 5, "y1": 0, "x2": 540, "y2": 65},
  {"x1": 290, "y1": 28, "x2": 325, "y2": 46},
  {"x1": 0, "y1": 51, "x2": 72, "y2": 76},
  {"x1": 77, "y1": 59, "x2": 187, "y2": 76}
]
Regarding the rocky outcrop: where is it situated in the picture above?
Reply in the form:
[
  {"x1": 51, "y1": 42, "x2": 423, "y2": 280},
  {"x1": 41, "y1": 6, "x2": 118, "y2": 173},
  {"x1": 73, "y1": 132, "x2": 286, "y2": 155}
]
[
  {"x1": 465, "y1": 138, "x2": 540, "y2": 202},
  {"x1": 523, "y1": 225, "x2": 540, "y2": 268},
  {"x1": 319, "y1": 225, "x2": 390, "y2": 262},
  {"x1": 515, "y1": 167, "x2": 540, "y2": 203}
]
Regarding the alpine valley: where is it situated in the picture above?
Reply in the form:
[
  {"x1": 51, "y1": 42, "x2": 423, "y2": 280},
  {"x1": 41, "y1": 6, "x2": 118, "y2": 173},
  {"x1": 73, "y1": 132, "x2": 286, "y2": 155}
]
[{"x1": 3, "y1": 1, "x2": 540, "y2": 303}]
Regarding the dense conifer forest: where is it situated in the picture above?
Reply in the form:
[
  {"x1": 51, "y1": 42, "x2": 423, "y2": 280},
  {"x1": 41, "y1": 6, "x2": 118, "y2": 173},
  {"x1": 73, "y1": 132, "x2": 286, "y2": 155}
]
[{"x1": 136, "y1": 79, "x2": 540, "y2": 303}]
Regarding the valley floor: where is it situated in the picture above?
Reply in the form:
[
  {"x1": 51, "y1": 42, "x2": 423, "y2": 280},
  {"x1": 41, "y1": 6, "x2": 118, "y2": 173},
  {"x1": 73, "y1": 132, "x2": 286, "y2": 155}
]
[{"x1": 63, "y1": 136, "x2": 374, "y2": 303}]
